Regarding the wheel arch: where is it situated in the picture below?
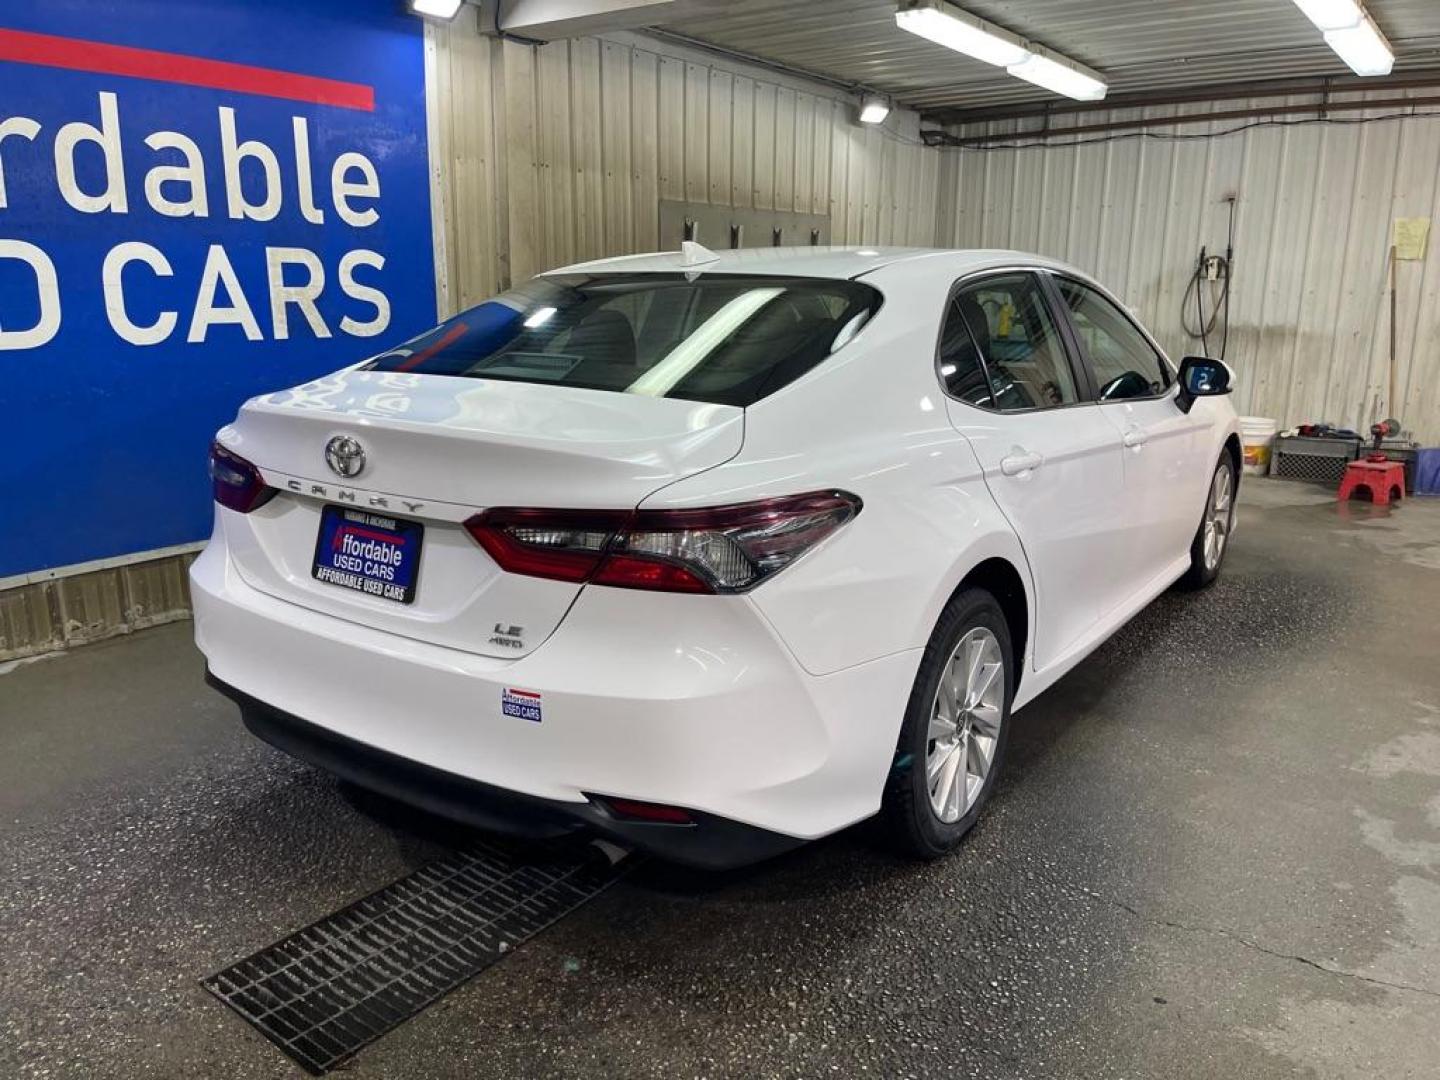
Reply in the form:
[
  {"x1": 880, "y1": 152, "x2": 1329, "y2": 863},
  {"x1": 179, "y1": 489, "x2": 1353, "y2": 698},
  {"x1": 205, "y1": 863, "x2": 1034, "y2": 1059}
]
[
  {"x1": 946, "y1": 556, "x2": 1030, "y2": 692},
  {"x1": 1223, "y1": 431, "x2": 1242, "y2": 480}
]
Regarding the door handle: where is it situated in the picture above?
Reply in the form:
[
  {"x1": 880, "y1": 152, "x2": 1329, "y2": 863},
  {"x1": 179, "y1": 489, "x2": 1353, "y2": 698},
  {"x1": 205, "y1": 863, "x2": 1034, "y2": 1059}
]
[
  {"x1": 1000, "y1": 450, "x2": 1044, "y2": 477},
  {"x1": 1122, "y1": 427, "x2": 1150, "y2": 448}
]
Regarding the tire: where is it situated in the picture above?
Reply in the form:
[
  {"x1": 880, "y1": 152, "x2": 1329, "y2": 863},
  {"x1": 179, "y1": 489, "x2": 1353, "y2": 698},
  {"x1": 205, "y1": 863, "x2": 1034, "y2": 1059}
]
[
  {"x1": 1179, "y1": 455, "x2": 1236, "y2": 590},
  {"x1": 882, "y1": 588, "x2": 1013, "y2": 859}
]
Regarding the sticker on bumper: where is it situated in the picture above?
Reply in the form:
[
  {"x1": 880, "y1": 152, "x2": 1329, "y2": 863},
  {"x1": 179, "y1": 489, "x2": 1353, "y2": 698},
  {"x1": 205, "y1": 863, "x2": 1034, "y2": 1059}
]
[{"x1": 502, "y1": 687, "x2": 542, "y2": 723}]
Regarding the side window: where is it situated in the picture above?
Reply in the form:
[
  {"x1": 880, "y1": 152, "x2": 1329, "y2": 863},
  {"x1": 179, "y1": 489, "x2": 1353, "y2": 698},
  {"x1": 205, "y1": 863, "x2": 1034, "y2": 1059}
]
[
  {"x1": 937, "y1": 297, "x2": 994, "y2": 407},
  {"x1": 1055, "y1": 279, "x2": 1170, "y2": 400},
  {"x1": 956, "y1": 274, "x2": 1079, "y2": 411}
]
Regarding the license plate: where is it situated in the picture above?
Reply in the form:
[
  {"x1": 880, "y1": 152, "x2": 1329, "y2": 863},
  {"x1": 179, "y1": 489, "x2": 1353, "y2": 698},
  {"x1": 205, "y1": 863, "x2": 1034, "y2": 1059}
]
[{"x1": 312, "y1": 505, "x2": 424, "y2": 604}]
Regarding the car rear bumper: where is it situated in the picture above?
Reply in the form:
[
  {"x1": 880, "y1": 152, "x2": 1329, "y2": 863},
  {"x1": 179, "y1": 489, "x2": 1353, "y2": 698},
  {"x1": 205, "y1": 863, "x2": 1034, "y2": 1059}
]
[
  {"x1": 208, "y1": 671, "x2": 801, "y2": 869},
  {"x1": 190, "y1": 538, "x2": 918, "y2": 866}
]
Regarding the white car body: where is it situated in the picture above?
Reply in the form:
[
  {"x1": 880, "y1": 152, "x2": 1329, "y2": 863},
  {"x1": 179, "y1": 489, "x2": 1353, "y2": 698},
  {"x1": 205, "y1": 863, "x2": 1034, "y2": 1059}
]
[{"x1": 192, "y1": 247, "x2": 1240, "y2": 867}]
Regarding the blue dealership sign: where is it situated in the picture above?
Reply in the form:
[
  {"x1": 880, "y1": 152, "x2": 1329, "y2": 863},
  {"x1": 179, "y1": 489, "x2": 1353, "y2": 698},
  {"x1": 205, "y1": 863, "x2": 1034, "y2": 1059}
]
[{"x1": 0, "y1": 0, "x2": 437, "y2": 578}]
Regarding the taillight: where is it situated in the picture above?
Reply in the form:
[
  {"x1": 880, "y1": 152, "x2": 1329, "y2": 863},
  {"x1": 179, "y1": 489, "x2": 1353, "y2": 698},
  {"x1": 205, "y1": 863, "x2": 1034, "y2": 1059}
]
[
  {"x1": 464, "y1": 491, "x2": 860, "y2": 594},
  {"x1": 209, "y1": 441, "x2": 275, "y2": 514},
  {"x1": 465, "y1": 508, "x2": 631, "y2": 583}
]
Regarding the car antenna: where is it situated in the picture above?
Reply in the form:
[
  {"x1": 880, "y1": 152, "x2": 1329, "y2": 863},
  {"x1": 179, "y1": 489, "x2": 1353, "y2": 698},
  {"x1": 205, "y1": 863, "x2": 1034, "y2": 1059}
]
[{"x1": 681, "y1": 240, "x2": 720, "y2": 267}]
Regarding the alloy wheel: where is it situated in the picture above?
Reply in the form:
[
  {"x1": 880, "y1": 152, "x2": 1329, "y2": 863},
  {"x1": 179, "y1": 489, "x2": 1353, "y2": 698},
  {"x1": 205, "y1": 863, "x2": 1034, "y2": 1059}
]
[
  {"x1": 1203, "y1": 465, "x2": 1233, "y2": 571},
  {"x1": 926, "y1": 627, "x2": 1005, "y2": 824}
]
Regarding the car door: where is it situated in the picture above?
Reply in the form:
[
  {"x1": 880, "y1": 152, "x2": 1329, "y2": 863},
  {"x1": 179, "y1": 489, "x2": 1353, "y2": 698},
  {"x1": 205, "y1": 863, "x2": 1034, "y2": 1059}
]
[
  {"x1": 1048, "y1": 276, "x2": 1211, "y2": 588},
  {"x1": 938, "y1": 271, "x2": 1130, "y2": 673}
]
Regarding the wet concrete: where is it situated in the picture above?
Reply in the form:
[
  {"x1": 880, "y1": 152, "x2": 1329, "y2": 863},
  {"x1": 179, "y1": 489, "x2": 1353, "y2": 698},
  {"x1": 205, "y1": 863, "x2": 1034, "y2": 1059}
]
[{"x1": 3, "y1": 478, "x2": 1439, "y2": 1078}]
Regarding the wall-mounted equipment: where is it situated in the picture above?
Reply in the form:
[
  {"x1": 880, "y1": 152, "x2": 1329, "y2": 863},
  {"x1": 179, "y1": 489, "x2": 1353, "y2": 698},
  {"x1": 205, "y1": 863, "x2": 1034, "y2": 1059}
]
[
  {"x1": 859, "y1": 94, "x2": 891, "y2": 125},
  {"x1": 660, "y1": 202, "x2": 831, "y2": 252}
]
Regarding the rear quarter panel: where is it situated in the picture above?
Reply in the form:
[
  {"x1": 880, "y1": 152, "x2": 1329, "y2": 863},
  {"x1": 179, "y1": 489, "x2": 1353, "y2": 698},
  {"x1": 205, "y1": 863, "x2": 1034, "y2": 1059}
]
[{"x1": 642, "y1": 260, "x2": 1035, "y2": 678}]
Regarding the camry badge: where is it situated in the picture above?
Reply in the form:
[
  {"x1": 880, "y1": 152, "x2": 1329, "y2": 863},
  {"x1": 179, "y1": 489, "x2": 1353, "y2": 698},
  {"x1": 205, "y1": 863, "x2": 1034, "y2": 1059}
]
[{"x1": 325, "y1": 435, "x2": 366, "y2": 479}]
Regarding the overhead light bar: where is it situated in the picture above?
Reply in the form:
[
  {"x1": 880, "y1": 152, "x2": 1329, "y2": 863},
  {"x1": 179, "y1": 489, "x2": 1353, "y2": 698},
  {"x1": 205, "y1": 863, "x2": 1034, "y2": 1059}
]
[
  {"x1": 894, "y1": 2, "x2": 1028, "y2": 67},
  {"x1": 1008, "y1": 46, "x2": 1107, "y2": 102},
  {"x1": 859, "y1": 94, "x2": 892, "y2": 124},
  {"x1": 409, "y1": 0, "x2": 464, "y2": 20},
  {"x1": 1291, "y1": 0, "x2": 1394, "y2": 76},
  {"x1": 894, "y1": 0, "x2": 1107, "y2": 102}
]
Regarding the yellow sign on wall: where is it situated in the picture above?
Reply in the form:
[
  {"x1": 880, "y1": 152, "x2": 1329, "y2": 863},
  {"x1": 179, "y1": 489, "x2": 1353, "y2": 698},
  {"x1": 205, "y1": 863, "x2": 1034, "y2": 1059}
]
[{"x1": 1393, "y1": 217, "x2": 1431, "y2": 261}]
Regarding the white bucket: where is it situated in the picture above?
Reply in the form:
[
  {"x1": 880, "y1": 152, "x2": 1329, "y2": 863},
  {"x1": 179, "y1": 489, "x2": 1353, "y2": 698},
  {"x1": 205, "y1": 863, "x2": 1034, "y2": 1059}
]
[{"x1": 1240, "y1": 416, "x2": 1278, "y2": 475}]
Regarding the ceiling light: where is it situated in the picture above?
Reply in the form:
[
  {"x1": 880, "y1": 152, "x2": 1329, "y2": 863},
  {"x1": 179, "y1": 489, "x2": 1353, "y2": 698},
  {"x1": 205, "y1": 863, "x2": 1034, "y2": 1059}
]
[
  {"x1": 1290, "y1": 0, "x2": 1393, "y2": 76},
  {"x1": 895, "y1": 1, "x2": 1029, "y2": 68},
  {"x1": 1323, "y1": 14, "x2": 1394, "y2": 76},
  {"x1": 859, "y1": 94, "x2": 891, "y2": 124},
  {"x1": 524, "y1": 306, "x2": 557, "y2": 329},
  {"x1": 1291, "y1": 0, "x2": 1364, "y2": 31},
  {"x1": 408, "y1": 0, "x2": 464, "y2": 20},
  {"x1": 894, "y1": 1, "x2": 1107, "y2": 102},
  {"x1": 1008, "y1": 49, "x2": 1108, "y2": 102}
]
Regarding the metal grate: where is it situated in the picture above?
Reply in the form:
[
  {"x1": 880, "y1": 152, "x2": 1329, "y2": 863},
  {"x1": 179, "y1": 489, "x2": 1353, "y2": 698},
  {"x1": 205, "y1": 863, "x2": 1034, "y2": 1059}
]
[
  {"x1": 203, "y1": 842, "x2": 628, "y2": 1075},
  {"x1": 1272, "y1": 450, "x2": 1351, "y2": 485}
]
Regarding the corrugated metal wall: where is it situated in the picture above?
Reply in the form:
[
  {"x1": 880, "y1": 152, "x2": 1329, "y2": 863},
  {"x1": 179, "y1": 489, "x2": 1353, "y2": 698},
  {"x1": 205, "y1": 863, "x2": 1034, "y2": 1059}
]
[
  {"x1": 939, "y1": 91, "x2": 1440, "y2": 441},
  {"x1": 429, "y1": 20, "x2": 942, "y2": 314}
]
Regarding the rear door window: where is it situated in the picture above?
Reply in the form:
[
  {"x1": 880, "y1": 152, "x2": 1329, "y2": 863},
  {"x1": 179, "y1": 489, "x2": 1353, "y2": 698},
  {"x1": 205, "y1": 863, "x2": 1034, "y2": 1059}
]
[
  {"x1": 365, "y1": 274, "x2": 882, "y2": 408},
  {"x1": 936, "y1": 297, "x2": 993, "y2": 407},
  {"x1": 954, "y1": 273, "x2": 1080, "y2": 411}
]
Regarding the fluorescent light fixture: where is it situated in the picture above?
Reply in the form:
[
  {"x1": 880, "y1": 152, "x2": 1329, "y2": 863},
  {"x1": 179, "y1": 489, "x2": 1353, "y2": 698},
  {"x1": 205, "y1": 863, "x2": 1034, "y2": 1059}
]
[
  {"x1": 894, "y1": 0, "x2": 1107, "y2": 101},
  {"x1": 523, "y1": 306, "x2": 557, "y2": 329},
  {"x1": 409, "y1": 0, "x2": 464, "y2": 20},
  {"x1": 1324, "y1": 15, "x2": 1394, "y2": 76},
  {"x1": 859, "y1": 94, "x2": 891, "y2": 124},
  {"x1": 1008, "y1": 49, "x2": 1108, "y2": 102},
  {"x1": 1292, "y1": 0, "x2": 1363, "y2": 31},
  {"x1": 1291, "y1": 0, "x2": 1393, "y2": 76},
  {"x1": 895, "y1": 1, "x2": 1029, "y2": 67}
]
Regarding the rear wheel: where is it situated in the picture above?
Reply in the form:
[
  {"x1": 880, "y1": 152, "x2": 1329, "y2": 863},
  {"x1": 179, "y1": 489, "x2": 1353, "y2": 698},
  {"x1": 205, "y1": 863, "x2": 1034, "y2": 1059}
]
[
  {"x1": 882, "y1": 588, "x2": 1012, "y2": 859},
  {"x1": 1180, "y1": 456, "x2": 1236, "y2": 589}
]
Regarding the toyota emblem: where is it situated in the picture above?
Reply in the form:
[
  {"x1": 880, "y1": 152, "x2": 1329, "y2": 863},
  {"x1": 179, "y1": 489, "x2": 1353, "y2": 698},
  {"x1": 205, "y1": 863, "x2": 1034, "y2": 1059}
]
[{"x1": 325, "y1": 435, "x2": 366, "y2": 479}]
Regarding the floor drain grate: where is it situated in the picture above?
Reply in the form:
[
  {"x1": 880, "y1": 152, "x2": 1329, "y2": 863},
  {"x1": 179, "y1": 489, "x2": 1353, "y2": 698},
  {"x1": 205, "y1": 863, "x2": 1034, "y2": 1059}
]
[{"x1": 202, "y1": 842, "x2": 629, "y2": 1075}]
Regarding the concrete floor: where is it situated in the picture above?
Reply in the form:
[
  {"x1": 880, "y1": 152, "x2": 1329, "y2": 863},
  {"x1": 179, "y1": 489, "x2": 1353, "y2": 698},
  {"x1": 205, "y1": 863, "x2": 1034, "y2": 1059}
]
[{"x1": 4, "y1": 478, "x2": 1440, "y2": 1079}]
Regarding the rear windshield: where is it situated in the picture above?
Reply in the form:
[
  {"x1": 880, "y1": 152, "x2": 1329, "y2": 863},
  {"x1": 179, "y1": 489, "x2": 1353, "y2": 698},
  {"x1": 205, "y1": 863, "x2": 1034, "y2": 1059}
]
[{"x1": 363, "y1": 273, "x2": 882, "y2": 407}]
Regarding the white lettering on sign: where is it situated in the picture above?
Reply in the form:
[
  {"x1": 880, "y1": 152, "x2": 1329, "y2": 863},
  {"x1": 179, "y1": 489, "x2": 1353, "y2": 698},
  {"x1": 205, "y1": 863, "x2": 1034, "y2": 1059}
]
[
  {"x1": 266, "y1": 246, "x2": 330, "y2": 340},
  {"x1": 292, "y1": 117, "x2": 324, "y2": 226},
  {"x1": 219, "y1": 105, "x2": 282, "y2": 222},
  {"x1": 0, "y1": 240, "x2": 61, "y2": 350},
  {"x1": 0, "y1": 90, "x2": 395, "y2": 350},
  {"x1": 189, "y1": 244, "x2": 263, "y2": 343},
  {"x1": 339, "y1": 249, "x2": 389, "y2": 337},
  {"x1": 54, "y1": 90, "x2": 128, "y2": 214},
  {"x1": 143, "y1": 130, "x2": 209, "y2": 218},
  {"x1": 103, "y1": 242, "x2": 176, "y2": 346},
  {"x1": 331, "y1": 151, "x2": 380, "y2": 228}
]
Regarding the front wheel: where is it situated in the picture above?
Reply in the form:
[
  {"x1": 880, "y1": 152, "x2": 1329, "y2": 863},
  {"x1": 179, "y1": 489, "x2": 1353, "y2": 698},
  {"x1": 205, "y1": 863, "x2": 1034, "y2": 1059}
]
[
  {"x1": 882, "y1": 588, "x2": 1012, "y2": 859},
  {"x1": 1180, "y1": 456, "x2": 1236, "y2": 590}
]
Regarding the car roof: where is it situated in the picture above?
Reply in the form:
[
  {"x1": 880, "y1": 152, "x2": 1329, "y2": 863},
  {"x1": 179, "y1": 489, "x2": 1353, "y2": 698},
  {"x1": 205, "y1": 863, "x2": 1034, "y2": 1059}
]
[{"x1": 544, "y1": 245, "x2": 1082, "y2": 282}]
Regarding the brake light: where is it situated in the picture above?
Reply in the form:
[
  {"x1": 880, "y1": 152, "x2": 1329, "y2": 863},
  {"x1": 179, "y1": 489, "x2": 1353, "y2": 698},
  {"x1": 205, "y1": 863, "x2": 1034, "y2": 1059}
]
[
  {"x1": 209, "y1": 441, "x2": 275, "y2": 514},
  {"x1": 464, "y1": 491, "x2": 860, "y2": 594},
  {"x1": 465, "y1": 508, "x2": 631, "y2": 583}
]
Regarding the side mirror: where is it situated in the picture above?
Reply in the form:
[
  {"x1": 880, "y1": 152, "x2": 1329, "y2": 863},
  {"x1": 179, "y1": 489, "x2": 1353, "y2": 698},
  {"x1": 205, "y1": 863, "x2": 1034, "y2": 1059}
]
[{"x1": 1176, "y1": 355, "x2": 1233, "y2": 413}]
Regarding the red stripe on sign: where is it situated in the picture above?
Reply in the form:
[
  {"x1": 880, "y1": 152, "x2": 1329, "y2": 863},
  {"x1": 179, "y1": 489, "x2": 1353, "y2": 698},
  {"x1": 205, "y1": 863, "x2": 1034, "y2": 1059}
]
[
  {"x1": 506, "y1": 689, "x2": 542, "y2": 699},
  {"x1": 0, "y1": 28, "x2": 374, "y2": 111}
]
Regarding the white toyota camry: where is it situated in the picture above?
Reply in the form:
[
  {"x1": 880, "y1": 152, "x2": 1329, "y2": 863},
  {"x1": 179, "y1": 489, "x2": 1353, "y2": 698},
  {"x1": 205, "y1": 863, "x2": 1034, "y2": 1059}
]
[{"x1": 194, "y1": 246, "x2": 1240, "y2": 868}]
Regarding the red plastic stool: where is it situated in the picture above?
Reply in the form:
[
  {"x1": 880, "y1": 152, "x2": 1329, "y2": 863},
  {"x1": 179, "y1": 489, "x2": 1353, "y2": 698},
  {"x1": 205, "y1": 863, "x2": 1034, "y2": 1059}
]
[{"x1": 1338, "y1": 457, "x2": 1406, "y2": 505}]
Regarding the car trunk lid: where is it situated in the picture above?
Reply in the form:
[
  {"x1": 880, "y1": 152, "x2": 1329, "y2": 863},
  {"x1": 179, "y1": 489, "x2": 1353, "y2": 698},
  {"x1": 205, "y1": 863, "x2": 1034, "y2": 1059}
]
[{"x1": 219, "y1": 369, "x2": 743, "y2": 658}]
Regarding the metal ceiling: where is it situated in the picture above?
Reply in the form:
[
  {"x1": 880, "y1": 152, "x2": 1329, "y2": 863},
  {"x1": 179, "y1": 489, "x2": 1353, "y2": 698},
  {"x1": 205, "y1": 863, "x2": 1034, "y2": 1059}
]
[{"x1": 655, "y1": 0, "x2": 1440, "y2": 118}]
